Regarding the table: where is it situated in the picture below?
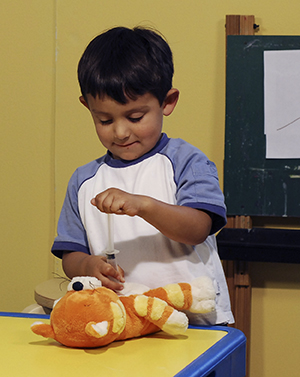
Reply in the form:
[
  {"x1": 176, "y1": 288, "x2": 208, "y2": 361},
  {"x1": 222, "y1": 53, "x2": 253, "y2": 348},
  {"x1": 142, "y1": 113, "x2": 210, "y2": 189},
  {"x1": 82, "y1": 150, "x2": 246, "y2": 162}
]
[{"x1": 0, "y1": 312, "x2": 246, "y2": 377}]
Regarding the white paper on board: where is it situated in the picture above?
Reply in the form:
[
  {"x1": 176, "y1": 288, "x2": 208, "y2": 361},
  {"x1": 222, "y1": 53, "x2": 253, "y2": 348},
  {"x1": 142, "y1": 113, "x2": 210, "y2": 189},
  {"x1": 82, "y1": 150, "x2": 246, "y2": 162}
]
[{"x1": 264, "y1": 50, "x2": 300, "y2": 159}]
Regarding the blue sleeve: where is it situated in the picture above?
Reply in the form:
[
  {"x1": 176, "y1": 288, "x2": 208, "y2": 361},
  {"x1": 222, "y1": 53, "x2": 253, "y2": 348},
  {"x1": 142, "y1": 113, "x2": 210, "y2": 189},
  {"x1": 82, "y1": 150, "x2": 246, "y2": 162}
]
[
  {"x1": 162, "y1": 139, "x2": 227, "y2": 234},
  {"x1": 51, "y1": 168, "x2": 90, "y2": 259}
]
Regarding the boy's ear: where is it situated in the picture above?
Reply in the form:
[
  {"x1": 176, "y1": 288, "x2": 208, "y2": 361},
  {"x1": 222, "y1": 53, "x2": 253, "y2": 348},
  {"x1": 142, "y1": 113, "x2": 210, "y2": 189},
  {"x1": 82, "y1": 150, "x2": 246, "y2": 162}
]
[
  {"x1": 79, "y1": 96, "x2": 89, "y2": 109},
  {"x1": 162, "y1": 88, "x2": 179, "y2": 116}
]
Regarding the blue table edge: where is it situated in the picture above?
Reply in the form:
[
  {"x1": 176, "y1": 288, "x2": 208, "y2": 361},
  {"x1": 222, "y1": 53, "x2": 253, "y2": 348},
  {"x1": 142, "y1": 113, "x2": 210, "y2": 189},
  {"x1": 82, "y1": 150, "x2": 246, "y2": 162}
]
[
  {"x1": 176, "y1": 325, "x2": 246, "y2": 377},
  {"x1": 0, "y1": 312, "x2": 246, "y2": 377},
  {"x1": 0, "y1": 311, "x2": 50, "y2": 319}
]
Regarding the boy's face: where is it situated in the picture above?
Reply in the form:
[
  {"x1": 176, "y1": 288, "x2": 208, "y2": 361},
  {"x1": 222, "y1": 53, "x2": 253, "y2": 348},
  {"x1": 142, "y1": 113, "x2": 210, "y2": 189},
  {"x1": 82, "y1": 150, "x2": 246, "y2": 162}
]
[{"x1": 81, "y1": 92, "x2": 177, "y2": 161}]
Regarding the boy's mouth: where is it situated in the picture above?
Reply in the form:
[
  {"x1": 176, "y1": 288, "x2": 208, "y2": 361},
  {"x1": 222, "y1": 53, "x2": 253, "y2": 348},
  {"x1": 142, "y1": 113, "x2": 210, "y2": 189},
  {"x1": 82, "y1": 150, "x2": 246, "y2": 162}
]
[{"x1": 114, "y1": 141, "x2": 138, "y2": 148}]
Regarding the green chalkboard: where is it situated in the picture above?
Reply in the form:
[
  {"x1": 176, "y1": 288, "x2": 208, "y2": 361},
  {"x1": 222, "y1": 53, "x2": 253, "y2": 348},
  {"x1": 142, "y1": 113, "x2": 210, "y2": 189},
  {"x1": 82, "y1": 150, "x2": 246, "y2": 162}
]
[{"x1": 225, "y1": 35, "x2": 300, "y2": 217}]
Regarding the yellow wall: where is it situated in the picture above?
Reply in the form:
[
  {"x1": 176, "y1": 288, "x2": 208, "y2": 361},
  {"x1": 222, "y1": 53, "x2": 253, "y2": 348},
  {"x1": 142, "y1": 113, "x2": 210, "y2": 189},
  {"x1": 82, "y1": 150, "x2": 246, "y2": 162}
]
[
  {"x1": 1, "y1": 1, "x2": 300, "y2": 376},
  {"x1": 1, "y1": 1, "x2": 55, "y2": 310}
]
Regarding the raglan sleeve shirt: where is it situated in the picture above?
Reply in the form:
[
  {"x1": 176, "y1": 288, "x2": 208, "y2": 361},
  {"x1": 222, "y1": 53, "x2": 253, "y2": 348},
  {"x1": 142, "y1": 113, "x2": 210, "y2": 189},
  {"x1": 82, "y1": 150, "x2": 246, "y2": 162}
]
[{"x1": 51, "y1": 134, "x2": 234, "y2": 325}]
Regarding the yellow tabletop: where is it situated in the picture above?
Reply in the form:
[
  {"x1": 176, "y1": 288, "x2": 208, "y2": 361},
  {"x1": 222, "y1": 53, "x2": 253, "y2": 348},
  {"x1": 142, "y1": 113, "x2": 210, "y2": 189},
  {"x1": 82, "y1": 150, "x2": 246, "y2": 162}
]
[{"x1": 0, "y1": 315, "x2": 227, "y2": 377}]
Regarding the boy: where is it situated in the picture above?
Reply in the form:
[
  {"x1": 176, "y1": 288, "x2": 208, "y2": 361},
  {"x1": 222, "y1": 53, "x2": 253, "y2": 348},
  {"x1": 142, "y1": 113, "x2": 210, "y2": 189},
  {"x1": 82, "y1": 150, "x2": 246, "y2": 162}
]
[{"x1": 52, "y1": 26, "x2": 234, "y2": 325}]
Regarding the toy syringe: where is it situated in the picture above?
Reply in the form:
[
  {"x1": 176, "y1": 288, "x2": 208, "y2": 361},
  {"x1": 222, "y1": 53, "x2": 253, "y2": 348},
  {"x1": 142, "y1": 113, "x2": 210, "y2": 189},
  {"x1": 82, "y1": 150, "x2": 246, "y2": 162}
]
[{"x1": 105, "y1": 213, "x2": 119, "y2": 271}]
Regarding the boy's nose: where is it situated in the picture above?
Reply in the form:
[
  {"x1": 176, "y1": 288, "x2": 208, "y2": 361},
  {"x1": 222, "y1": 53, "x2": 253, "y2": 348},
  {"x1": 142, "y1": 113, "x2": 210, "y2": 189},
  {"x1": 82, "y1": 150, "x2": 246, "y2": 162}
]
[{"x1": 114, "y1": 121, "x2": 130, "y2": 141}]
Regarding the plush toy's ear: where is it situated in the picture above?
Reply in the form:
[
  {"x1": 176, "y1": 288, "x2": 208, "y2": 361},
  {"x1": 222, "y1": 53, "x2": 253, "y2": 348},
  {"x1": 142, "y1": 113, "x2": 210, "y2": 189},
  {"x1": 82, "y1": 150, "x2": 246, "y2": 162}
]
[
  {"x1": 85, "y1": 321, "x2": 109, "y2": 338},
  {"x1": 31, "y1": 322, "x2": 55, "y2": 340}
]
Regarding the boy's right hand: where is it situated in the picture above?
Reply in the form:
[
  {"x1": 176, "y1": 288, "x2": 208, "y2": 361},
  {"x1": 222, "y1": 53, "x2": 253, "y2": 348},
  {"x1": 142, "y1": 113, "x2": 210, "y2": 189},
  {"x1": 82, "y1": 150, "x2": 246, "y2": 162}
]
[
  {"x1": 62, "y1": 252, "x2": 125, "y2": 292},
  {"x1": 83, "y1": 255, "x2": 125, "y2": 291}
]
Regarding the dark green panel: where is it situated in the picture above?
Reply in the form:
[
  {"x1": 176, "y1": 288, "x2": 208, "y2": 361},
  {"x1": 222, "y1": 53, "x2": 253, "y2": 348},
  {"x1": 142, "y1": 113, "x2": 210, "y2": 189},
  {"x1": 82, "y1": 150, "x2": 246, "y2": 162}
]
[{"x1": 225, "y1": 36, "x2": 300, "y2": 217}]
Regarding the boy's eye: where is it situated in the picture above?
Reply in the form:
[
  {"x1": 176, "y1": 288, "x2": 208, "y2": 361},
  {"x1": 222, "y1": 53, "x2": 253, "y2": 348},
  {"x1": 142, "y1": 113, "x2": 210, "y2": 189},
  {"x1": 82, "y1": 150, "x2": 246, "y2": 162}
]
[
  {"x1": 128, "y1": 115, "x2": 144, "y2": 123},
  {"x1": 100, "y1": 119, "x2": 113, "y2": 125}
]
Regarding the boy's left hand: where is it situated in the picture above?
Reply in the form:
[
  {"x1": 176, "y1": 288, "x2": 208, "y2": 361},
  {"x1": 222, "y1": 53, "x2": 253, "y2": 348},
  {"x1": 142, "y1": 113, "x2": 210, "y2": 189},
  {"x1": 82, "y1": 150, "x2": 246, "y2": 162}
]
[{"x1": 91, "y1": 188, "x2": 144, "y2": 216}]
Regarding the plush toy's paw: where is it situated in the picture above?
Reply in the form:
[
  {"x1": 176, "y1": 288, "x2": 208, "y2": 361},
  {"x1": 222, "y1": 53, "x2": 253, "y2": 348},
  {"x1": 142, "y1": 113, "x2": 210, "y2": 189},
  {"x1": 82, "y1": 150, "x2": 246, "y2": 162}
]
[
  {"x1": 31, "y1": 322, "x2": 55, "y2": 339},
  {"x1": 161, "y1": 310, "x2": 188, "y2": 335},
  {"x1": 189, "y1": 276, "x2": 216, "y2": 313},
  {"x1": 118, "y1": 282, "x2": 150, "y2": 297}
]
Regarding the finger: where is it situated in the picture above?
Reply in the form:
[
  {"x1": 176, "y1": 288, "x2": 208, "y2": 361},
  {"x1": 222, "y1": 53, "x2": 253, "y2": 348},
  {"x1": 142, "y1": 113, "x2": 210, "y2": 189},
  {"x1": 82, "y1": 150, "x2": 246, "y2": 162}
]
[
  {"x1": 90, "y1": 195, "x2": 104, "y2": 212},
  {"x1": 101, "y1": 275, "x2": 124, "y2": 291},
  {"x1": 92, "y1": 189, "x2": 113, "y2": 211},
  {"x1": 102, "y1": 193, "x2": 126, "y2": 214},
  {"x1": 101, "y1": 261, "x2": 124, "y2": 282},
  {"x1": 106, "y1": 263, "x2": 125, "y2": 283},
  {"x1": 117, "y1": 265, "x2": 125, "y2": 281},
  {"x1": 94, "y1": 193, "x2": 115, "y2": 213},
  {"x1": 92, "y1": 267, "x2": 124, "y2": 291}
]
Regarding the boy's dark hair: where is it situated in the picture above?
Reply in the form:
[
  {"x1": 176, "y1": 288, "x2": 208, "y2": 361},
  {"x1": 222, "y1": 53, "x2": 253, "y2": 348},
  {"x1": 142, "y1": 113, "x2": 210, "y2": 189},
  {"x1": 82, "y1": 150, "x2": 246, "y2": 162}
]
[{"x1": 77, "y1": 26, "x2": 174, "y2": 106}]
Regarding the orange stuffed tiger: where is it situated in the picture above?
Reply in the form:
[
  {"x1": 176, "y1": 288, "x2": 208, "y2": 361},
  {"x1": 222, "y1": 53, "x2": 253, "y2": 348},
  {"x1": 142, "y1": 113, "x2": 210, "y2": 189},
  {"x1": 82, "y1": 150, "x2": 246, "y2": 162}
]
[{"x1": 31, "y1": 276, "x2": 216, "y2": 348}]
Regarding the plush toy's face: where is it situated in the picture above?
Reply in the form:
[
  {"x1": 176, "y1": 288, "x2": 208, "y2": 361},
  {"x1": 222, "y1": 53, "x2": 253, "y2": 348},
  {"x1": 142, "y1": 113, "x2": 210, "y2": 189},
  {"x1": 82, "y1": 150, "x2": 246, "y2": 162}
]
[{"x1": 51, "y1": 277, "x2": 126, "y2": 348}]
